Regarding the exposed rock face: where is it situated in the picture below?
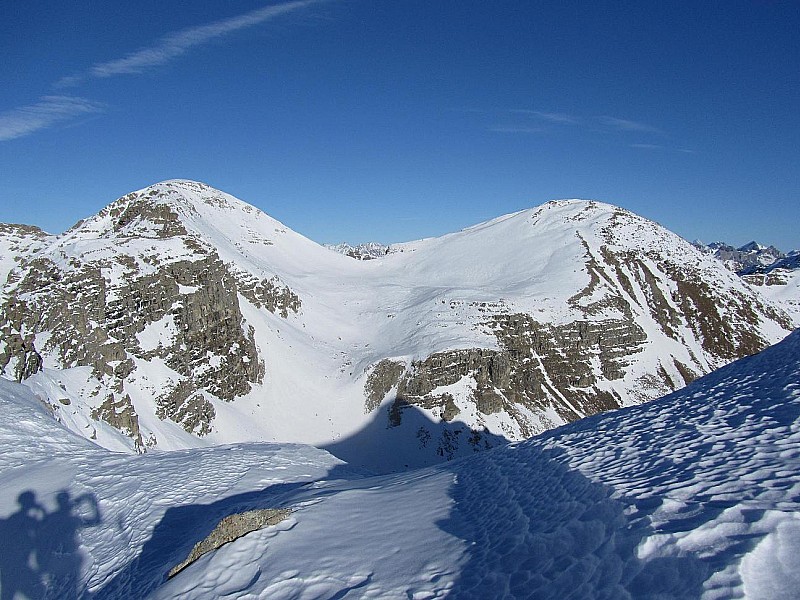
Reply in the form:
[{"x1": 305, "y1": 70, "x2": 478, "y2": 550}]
[
  {"x1": 91, "y1": 393, "x2": 144, "y2": 449},
  {"x1": 385, "y1": 316, "x2": 644, "y2": 438},
  {"x1": 326, "y1": 242, "x2": 388, "y2": 260},
  {"x1": 364, "y1": 359, "x2": 406, "y2": 413},
  {"x1": 233, "y1": 270, "x2": 302, "y2": 318},
  {"x1": 156, "y1": 380, "x2": 215, "y2": 437},
  {"x1": 0, "y1": 182, "x2": 301, "y2": 448},
  {"x1": 169, "y1": 508, "x2": 291, "y2": 578}
]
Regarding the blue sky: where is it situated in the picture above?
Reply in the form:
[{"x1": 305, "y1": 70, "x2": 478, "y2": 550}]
[{"x1": 2, "y1": 1, "x2": 798, "y2": 249}]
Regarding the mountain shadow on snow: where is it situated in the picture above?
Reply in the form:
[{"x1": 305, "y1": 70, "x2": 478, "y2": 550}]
[{"x1": 322, "y1": 401, "x2": 510, "y2": 473}]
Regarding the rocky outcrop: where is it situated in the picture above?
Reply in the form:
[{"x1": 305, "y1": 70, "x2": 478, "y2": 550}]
[
  {"x1": 169, "y1": 508, "x2": 291, "y2": 577},
  {"x1": 233, "y1": 271, "x2": 301, "y2": 317},
  {"x1": 364, "y1": 359, "x2": 405, "y2": 413},
  {"x1": 156, "y1": 380, "x2": 215, "y2": 437},
  {"x1": 91, "y1": 393, "x2": 144, "y2": 450},
  {"x1": 384, "y1": 315, "x2": 645, "y2": 437},
  {"x1": 106, "y1": 191, "x2": 190, "y2": 238}
]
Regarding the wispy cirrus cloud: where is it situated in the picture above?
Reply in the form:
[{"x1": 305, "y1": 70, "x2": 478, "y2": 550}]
[
  {"x1": 510, "y1": 110, "x2": 580, "y2": 125},
  {"x1": 2, "y1": 1, "x2": 326, "y2": 141},
  {"x1": 0, "y1": 96, "x2": 105, "y2": 142},
  {"x1": 598, "y1": 116, "x2": 663, "y2": 135},
  {"x1": 484, "y1": 109, "x2": 694, "y2": 152},
  {"x1": 630, "y1": 143, "x2": 697, "y2": 154},
  {"x1": 58, "y1": 0, "x2": 324, "y2": 86},
  {"x1": 488, "y1": 126, "x2": 544, "y2": 134}
]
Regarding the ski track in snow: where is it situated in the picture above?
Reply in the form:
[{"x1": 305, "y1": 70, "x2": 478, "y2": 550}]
[{"x1": 1, "y1": 330, "x2": 799, "y2": 598}]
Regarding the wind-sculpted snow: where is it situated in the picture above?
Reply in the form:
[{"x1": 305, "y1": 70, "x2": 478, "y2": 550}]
[
  {"x1": 439, "y1": 330, "x2": 800, "y2": 598},
  {"x1": 1, "y1": 331, "x2": 798, "y2": 598}
]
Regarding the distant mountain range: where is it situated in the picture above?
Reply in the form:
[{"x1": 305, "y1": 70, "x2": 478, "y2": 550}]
[
  {"x1": 325, "y1": 242, "x2": 389, "y2": 260},
  {"x1": 691, "y1": 239, "x2": 792, "y2": 274},
  {"x1": 0, "y1": 181, "x2": 794, "y2": 468},
  {"x1": 690, "y1": 239, "x2": 800, "y2": 326}
]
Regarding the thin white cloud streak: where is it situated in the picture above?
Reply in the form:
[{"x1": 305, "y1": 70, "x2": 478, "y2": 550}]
[
  {"x1": 631, "y1": 143, "x2": 697, "y2": 154},
  {"x1": 57, "y1": 0, "x2": 323, "y2": 86},
  {"x1": 488, "y1": 126, "x2": 544, "y2": 134},
  {"x1": 0, "y1": 96, "x2": 105, "y2": 142},
  {"x1": 599, "y1": 116, "x2": 663, "y2": 135},
  {"x1": 511, "y1": 110, "x2": 580, "y2": 125}
]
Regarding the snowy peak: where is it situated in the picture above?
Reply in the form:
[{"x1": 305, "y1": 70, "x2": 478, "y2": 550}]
[
  {"x1": 738, "y1": 240, "x2": 767, "y2": 252},
  {"x1": 69, "y1": 180, "x2": 277, "y2": 241}
]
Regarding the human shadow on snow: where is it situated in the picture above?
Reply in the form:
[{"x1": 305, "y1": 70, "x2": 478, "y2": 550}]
[{"x1": 0, "y1": 489, "x2": 101, "y2": 600}]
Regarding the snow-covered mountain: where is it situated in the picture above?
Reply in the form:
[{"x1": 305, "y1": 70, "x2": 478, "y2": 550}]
[
  {"x1": 1, "y1": 320, "x2": 798, "y2": 598},
  {"x1": 740, "y1": 251, "x2": 800, "y2": 327},
  {"x1": 691, "y1": 240, "x2": 800, "y2": 328},
  {"x1": 324, "y1": 241, "x2": 389, "y2": 260},
  {"x1": 692, "y1": 239, "x2": 785, "y2": 274},
  {"x1": 0, "y1": 180, "x2": 793, "y2": 466}
]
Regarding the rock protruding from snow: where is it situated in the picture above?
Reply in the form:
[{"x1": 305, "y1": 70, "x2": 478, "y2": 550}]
[{"x1": 169, "y1": 508, "x2": 291, "y2": 578}]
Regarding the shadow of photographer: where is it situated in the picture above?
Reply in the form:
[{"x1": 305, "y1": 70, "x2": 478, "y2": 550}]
[{"x1": 0, "y1": 489, "x2": 101, "y2": 600}]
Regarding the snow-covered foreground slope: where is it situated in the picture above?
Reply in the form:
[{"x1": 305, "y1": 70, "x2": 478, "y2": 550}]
[
  {"x1": 0, "y1": 181, "x2": 793, "y2": 467},
  {"x1": 1, "y1": 330, "x2": 799, "y2": 599}
]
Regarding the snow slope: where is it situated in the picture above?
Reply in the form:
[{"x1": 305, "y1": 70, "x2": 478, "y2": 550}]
[
  {"x1": 1, "y1": 328, "x2": 799, "y2": 599},
  {"x1": 748, "y1": 269, "x2": 800, "y2": 327},
  {"x1": 741, "y1": 252, "x2": 800, "y2": 327}
]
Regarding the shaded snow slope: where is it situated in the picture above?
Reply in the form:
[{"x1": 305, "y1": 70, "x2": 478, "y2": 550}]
[
  {"x1": 0, "y1": 181, "x2": 793, "y2": 466},
  {"x1": 1, "y1": 330, "x2": 798, "y2": 598}
]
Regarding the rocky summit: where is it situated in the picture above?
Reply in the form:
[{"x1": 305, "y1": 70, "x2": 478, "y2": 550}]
[{"x1": 0, "y1": 180, "x2": 793, "y2": 468}]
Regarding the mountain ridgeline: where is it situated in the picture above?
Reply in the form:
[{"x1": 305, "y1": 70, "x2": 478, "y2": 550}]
[{"x1": 0, "y1": 181, "x2": 793, "y2": 466}]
